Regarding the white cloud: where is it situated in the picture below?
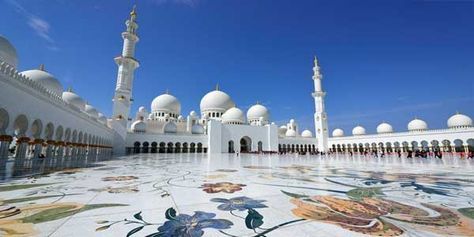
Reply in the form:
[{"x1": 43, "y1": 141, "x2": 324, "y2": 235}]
[{"x1": 6, "y1": 0, "x2": 57, "y2": 49}]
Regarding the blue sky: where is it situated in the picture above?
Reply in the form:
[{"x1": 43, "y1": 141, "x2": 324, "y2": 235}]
[{"x1": 1, "y1": 0, "x2": 473, "y2": 134}]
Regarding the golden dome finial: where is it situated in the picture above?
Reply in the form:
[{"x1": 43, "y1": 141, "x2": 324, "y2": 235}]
[
  {"x1": 130, "y1": 4, "x2": 137, "y2": 19},
  {"x1": 215, "y1": 83, "x2": 220, "y2": 91},
  {"x1": 39, "y1": 64, "x2": 45, "y2": 71}
]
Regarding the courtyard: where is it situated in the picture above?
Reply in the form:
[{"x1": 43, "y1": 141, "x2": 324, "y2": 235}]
[{"x1": 0, "y1": 153, "x2": 473, "y2": 236}]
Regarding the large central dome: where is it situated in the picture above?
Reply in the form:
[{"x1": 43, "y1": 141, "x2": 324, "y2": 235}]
[
  {"x1": 151, "y1": 93, "x2": 181, "y2": 115},
  {"x1": 200, "y1": 89, "x2": 235, "y2": 114}
]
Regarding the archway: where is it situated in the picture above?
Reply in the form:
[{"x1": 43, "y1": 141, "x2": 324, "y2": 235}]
[
  {"x1": 142, "y1": 142, "x2": 149, "y2": 153},
  {"x1": 133, "y1": 142, "x2": 140, "y2": 153},
  {"x1": 240, "y1": 136, "x2": 251, "y2": 153},
  {"x1": 258, "y1": 141, "x2": 263, "y2": 152},
  {"x1": 151, "y1": 142, "x2": 157, "y2": 153},
  {"x1": 228, "y1": 140, "x2": 235, "y2": 153}
]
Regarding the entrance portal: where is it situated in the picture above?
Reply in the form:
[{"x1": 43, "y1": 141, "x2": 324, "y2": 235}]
[{"x1": 240, "y1": 136, "x2": 251, "y2": 152}]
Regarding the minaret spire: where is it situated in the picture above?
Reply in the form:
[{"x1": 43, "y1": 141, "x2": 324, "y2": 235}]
[
  {"x1": 312, "y1": 55, "x2": 329, "y2": 152},
  {"x1": 111, "y1": 6, "x2": 141, "y2": 155}
]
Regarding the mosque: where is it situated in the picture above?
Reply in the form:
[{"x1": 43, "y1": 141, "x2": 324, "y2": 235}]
[{"x1": 0, "y1": 7, "x2": 473, "y2": 165}]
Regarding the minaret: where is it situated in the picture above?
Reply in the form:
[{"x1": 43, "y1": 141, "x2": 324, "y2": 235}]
[
  {"x1": 112, "y1": 6, "x2": 140, "y2": 154},
  {"x1": 312, "y1": 56, "x2": 329, "y2": 152}
]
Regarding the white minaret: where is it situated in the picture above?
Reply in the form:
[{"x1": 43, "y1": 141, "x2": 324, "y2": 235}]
[
  {"x1": 112, "y1": 6, "x2": 140, "y2": 154},
  {"x1": 312, "y1": 56, "x2": 329, "y2": 152}
]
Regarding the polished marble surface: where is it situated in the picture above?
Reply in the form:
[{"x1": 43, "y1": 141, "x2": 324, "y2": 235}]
[{"x1": 1, "y1": 153, "x2": 474, "y2": 237}]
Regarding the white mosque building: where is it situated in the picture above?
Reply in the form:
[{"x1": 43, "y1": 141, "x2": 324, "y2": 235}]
[{"x1": 0, "y1": 7, "x2": 473, "y2": 166}]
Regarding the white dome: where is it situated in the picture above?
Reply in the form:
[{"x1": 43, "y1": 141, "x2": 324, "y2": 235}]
[
  {"x1": 447, "y1": 113, "x2": 472, "y2": 128},
  {"x1": 247, "y1": 104, "x2": 269, "y2": 122},
  {"x1": 301, "y1": 130, "x2": 313, "y2": 138},
  {"x1": 178, "y1": 115, "x2": 184, "y2": 120},
  {"x1": 62, "y1": 90, "x2": 85, "y2": 111},
  {"x1": 408, "y1": 118, "x2": 428, "y2": 131},
  {"x1": 0, "y1": 36, "x2": 18, "y2": 68},
  {"x1": 332, "y1": 128, "x2": 344, "y2": 137},
  {"x1": 352, "y1": 125, "x2": 366, "y2": 136},
  {"x1": 85, "y1": 104, "x2": 99, "y2": 119},
  {"x1": 163, "y1": 122, "x2": 177, "y2": 133},
  {"x1": 21, "y1": 69, "x2": 63, "y2": 96},
  {"x1": 98, "y1": 113, "x2": 107, "y2": 124},
  {"x1": 189, "y1": 110, "x2": 197, "y2": 117},
  {"x1": 377, "y1": 122, "x2": 393, "y2": 134},
  {"x1": 151, "y1": 94, "x2": 181, "y2": 115},
  {"x1": 191, "y1": 124, "x2": 204, "y2": 134},
  {"x1": 138, "y1": 106, "x2": 147, "y2": 113},
  {"x1": 222, "y1": 107, "x2": 245, "y2": 124},
  {"x1": 289, "y1": 119, "x2": 295, "y2": 124},
  {"x1": 200, "y1": 89, "x2": 235, "y2": 113},
  {"x1": 131, "y1": 120, "x2": 146, "y2": 133},
  {"x1": 279, "y1": 125, "x2": 287, "y2": 135},
  {"x1": 285, "y1": 129, "x2": 297, "y2": 137}
]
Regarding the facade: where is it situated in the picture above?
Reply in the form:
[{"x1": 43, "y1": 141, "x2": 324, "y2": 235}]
[{"x1": 0, "y1": 7, "x2": 473, "y2": 164}]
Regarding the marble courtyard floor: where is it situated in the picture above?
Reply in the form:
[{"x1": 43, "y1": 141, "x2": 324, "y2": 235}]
[{"x1": 1, "y1": 153, "x2": 474, "y2": 237}]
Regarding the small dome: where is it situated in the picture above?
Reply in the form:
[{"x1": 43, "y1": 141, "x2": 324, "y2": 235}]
[
  {"x1": 332, "y1": 128, "x2": 344, "y2": 137},
  {"x1": 85, "y1": 104, "x2": 99, "y2": 119},
  {"x1": 98, "y1": 113, "x2": 107, "y2": 124},
  {"x1": 21, "y1": 69, "x2": 63, "y2": 96},
  {"x1": 131, "y1": 120, "x2": 146, "y2": 133},
  {"x1": 189, "y1": 110, "x2": 197, "y2": 117},
  {"x1": 191, "y1": 124, "x2": 204, "y2": 134},
  {"x1": 377, "y1": 122, "x2": 393, "y2": 134},
  {"x1": 138, "y1": 106, "x2": 147, "y2": 113},
  {"x1": 0, "y1": 36, "x2": 18, "y2": 68},
  {"x1": 301, "y1": 130, "x2": 313, "y2": 138},
  {"x1": 163, "y1": 122, "x2": 177, "y2": 133},
  {"x1": 408, "y1": 118, "x2": 428, "y2": 131},
  {"x1": 200, "y1": 89, "x2": 235, "y2": 114},
  {"x1": 285, "y1": 129, "x2": 297, "y2": 137},
  {"x1": 222, "y1": 107, "x2": 245, "y2": 124},
  {"x1": 151, "y1": 94, "x2": 181, "y2": 115},
  {"x1": 178, "y1": 115, "x2": 184, "y2": 120},
  {"x1": 247, "y1": 104, "x2": 269, "y2": 122},
  {"x1": 447, "y1": 113, "x2": 472, "y2": 128},
  {"x1": 279, "y1": 125, "x2": 287, "y2": 136},
  {"x1": 352, "y1": 125, "x2": 366, "y2": 136},
  {"x1": 289, "y1": 119, "x2": 295, "y2": 124},
  {"x1": 62, "y1": 90, "x2": 85, "y2": 111}
]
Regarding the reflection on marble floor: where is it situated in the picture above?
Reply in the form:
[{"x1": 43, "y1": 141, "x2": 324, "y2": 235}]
[{"x1": 1, "y1": 153, "x2": 474, "y2": 237}]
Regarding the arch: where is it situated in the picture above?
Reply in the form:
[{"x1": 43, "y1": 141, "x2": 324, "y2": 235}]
[
  {"x1": 240, "y1": 136, "x2": 251, "y2": 153},
  {"x1": 13, "y1": 114, "x2": 28, "y2": 136},
  {"x1": 44, "y1": 123, "x2": 54, "y2": 140},
  {"x1": 72, "y1": 130, "x2": 78, "y2": 143},
  {"x1": 228, "y1": 140, "x2": 235, "y2": 153},
  {"x1": 442, "y1": 139, "x2": 451, "y2": 152},
  {"x1": 258, "y1": 141, "x2": 263, "y2": 152},
  {"x1": 420, "y1": 140, "x2": 429, "y2": 152},
  {"x1": 133, "y1": 141, "x2": 141, "y2": 153},
  {"x1": 55, "y1": 126, "x2": 64, "y2": 141},
  {"x1": 411, "y1": 141, "x2": 419, "y2": 151},
  {"x1": 159, "y1": 142, "x2": 166, "y2": 153},
  {"x1": 175, "y1": 142, "x2": 181, "y2": 153},
  {"x1": 190, "y1": 143, "x2": 196, "y2": 153},
  {"x1": 64, "y1": 128, "x2": 71, "y2": 142},
  {"x1": 453, "y1": 139, "x2": 463, "y2": 152},
  {"x1": 142, "y1": 141, "x2": 149, "y2": 153},
  {"x1": 151, "y1": 142, "x2": 158, "y2": 153},
  {"x1": 167, "y1": 142, "x2": 174, "y2": 153},
  {"x1": 197, "y1": 143, "x2": 203, "y2": 153},
  {"x1": 385, "y1": 142, "x2": 392, "y2": 152},
  {"x1": 182, "y1": 142, "x2": 188, "y2": 153},
  {"x1": 30, "y1": 119, "x2": 43, "y2": 139},
  {"x1": 163, "y1": 122, "x2": 177, "y2": 133},
  {"x1": 467, "y1": 139, "x2": 474, "y2": 152},
  {"x1": 0, "y1": 108, "x2": 9, "y2": 134},
  {"x1": 78, "y1": 131, "x2": 84, "y2": 144},
  {"x1": 291, "y1": 144, "x2": 295, "y2": 153}
]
